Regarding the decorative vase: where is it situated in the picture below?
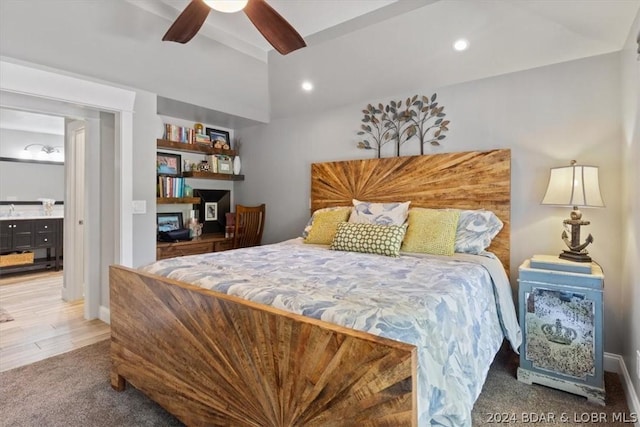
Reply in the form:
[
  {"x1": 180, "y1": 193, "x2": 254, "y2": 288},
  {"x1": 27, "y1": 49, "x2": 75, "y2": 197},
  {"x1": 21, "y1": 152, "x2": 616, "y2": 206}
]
[{"x1": 233, "y1": 156, "x2": 241, "y2": 175}]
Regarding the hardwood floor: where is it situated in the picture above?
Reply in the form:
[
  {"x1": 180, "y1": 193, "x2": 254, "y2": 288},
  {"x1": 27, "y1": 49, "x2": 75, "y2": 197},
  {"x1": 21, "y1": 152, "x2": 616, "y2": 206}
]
[{"x1": 0, "y1": 271, "x2": 110, "y2": 372}]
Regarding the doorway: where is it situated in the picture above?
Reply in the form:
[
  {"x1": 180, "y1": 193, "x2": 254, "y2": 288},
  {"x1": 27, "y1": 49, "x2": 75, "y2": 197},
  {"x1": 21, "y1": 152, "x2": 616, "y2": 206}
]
[
  {"x1": 0, "y1": 106, "x2": 99, "y2": 309},
  {"x1": 0, "y1": 59, "x2": 136, "y2": 322}
]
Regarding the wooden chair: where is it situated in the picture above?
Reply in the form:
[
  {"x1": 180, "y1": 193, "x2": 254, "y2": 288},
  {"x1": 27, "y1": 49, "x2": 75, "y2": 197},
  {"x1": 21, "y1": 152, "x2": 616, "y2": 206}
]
[{"x1": 232, "y1": 204, "x2": 265, "y2": 249}]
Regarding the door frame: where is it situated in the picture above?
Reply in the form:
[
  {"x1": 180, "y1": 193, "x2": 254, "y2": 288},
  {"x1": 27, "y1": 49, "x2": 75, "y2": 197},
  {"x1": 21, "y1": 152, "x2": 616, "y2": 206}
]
[
  {"x1": 63, "y1": 119, "x2": 86, "y2": 303},
  {"x1": 0, "y1": 59, "x2": 136, "y2": 321}
]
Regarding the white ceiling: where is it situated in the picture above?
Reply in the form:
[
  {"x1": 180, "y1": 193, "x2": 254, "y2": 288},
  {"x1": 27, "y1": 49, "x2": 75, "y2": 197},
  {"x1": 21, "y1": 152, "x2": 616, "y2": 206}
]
[
  {"x1": 130, "y1": 0, "x2": 639, "y2": 119},
  {"x1": 130, "y1": 0, "x2": 639, "y2": 61},
  {"x1": 127, "y1": 0, "x2": 401, "y2": 61},
  {"x1": 0, "y1": 0, "x2": 638, "y2": 125},
  {"x1": 269, "y1": 0, "x2": 640, "y2": 118}
]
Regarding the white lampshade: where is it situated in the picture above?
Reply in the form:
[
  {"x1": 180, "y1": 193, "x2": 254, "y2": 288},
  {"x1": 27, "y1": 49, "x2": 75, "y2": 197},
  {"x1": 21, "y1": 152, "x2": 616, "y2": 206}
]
[
  {"x1": 203, "y1": 0, "x2": 248, "y2": 13},
  {"x1": 541, "y1": 163, "x2": 604, "y2": 208}
]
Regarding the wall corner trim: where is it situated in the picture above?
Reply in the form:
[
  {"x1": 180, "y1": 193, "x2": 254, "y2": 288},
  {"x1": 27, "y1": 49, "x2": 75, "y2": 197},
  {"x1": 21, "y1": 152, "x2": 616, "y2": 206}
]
[
  {"x1": 99, "y1": 305, "x2": 111, "y2": 325},
  {"x1": 605, "y1": 352, "x2": 640, "y2": 425}
]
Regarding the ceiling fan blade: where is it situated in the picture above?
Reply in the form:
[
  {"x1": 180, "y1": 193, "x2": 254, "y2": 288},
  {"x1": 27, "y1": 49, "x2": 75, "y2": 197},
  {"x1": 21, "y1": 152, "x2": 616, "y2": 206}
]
[
  {"x1": 162, "y1": 0, "x2": 210, "y2": 44},
  {"x1": 243, "y1": 0, "x2": 306, "y2": 55}
]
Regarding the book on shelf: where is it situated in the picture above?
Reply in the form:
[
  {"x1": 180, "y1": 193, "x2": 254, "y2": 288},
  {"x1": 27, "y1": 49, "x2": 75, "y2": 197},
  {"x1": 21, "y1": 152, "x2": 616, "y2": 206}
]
[
  {"x1": 163, "y1": 124, "x2": 196, "y2": 144},
  {"x1": 157, "y1": 176, "x2": 185, "y2": 198}
]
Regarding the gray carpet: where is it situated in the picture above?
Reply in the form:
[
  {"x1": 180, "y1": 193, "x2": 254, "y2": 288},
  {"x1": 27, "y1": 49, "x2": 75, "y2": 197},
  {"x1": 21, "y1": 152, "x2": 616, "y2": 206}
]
[{"x1": 0, "y1": 340, "x2": 632, "y2": 426}]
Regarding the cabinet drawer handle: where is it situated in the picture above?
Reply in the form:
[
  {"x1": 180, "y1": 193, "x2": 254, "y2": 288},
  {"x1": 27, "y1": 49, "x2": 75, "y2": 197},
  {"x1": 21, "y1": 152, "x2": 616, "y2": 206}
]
[
  {"x1": 44, "y1": 238, "x2": 48, "y2": 242},
  {"x1": 44, "y1": 226, "x2": 48, "y2": 229}
]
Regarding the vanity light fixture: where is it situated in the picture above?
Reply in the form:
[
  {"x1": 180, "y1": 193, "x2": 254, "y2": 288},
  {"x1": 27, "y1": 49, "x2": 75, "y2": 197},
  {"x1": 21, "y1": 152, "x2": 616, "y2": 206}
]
[
  {"x1": 23, "y1": 143, "x2": 64, "y2": 161},
  {"x1": 301, "y1": 81, "x2": 314, "y2": 92},
  {"x1": 453, "y1": 39, "x2": 469, "y2": 51},
  {"x1": 24, "y1": 143, "x2": 61, "y2": 154}
]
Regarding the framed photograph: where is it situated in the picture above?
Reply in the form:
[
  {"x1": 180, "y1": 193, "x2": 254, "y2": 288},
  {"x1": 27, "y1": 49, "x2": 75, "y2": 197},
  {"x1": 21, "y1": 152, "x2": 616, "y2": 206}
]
[
  {"x1": 204, "y1": 202, "x2": 218, "y2": 221},
  {"x1": 217, "y1": 156, "x2": 233, "y2": 174},
  {"x1": 206, "y1": 127, "x2": 230, "y2": 149},
  {"x1": 157, "y1": 212, "x2": 183, "y2": 232},
  {"x1": 194, "y1": 189, "x2": 231, "y2": 233},
  {"x1": 157, "y1": 152, "x2": 181, "y2": 177}
]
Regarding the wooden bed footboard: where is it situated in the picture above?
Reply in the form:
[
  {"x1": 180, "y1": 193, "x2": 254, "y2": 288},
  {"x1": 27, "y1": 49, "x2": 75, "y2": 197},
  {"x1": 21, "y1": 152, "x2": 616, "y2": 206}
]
[{"x1": 109, "y1": 265, "x2": 418, "y2": 426}]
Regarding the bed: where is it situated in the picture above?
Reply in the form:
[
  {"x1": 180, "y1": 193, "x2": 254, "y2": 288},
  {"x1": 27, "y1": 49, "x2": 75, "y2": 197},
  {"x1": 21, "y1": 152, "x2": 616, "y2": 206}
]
[{"x1": 109, "y1": 149, "x2": 520, "y2": 426}]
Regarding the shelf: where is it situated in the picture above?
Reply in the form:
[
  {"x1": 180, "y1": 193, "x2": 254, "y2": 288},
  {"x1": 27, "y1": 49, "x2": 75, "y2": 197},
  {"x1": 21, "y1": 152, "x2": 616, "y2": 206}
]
[
  {"x1": 157, "y1": 197, "x2": 201, "y2": 204},
  {"x1": 157, "y1": 139, "x2": 236, "y2": 156},
  {"x1": 182, "y1": 171, "x2": 244, "y2": 181}
]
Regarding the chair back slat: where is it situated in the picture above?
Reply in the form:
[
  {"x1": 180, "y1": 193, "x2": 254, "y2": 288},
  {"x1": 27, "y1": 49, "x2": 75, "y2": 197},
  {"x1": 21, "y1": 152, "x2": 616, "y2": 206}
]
[{"x1": 232, "y1": 204, "x2": 265, "y2": 249}]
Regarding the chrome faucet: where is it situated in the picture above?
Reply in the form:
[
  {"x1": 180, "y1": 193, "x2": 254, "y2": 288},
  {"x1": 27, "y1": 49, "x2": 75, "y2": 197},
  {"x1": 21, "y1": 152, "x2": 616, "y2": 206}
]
[{"x1": 9, "y1": 204, "x2": 15, "y2": 216}]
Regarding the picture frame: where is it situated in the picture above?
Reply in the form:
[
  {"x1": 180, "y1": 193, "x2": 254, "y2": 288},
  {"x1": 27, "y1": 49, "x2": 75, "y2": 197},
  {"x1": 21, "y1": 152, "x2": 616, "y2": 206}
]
[
  {"x1": 157, "y1": 152, "x2": 181, "y2": 177},
  {"x1": 217, "y1": 156, "x2": 233, "y2": 174},
  {"x1": 157, "y1": 212, "x2": 184, "y2": 233},
  {"x1": 204, "y1": 202, "x2": 218, "y2": 221},
  {"x1": 194, "y1": 189, "x2": 231, "y2": 234},
  {"x1": 206, "y1": 127, "x2": 230, "y2": 149}
]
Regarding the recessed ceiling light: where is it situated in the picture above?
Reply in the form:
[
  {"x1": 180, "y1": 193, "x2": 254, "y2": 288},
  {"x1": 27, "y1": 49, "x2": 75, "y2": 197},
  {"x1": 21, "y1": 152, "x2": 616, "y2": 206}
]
[
  {"x1": 301, "y1": 81, "x2": 314, "y2": 91},
  {"x1": 453, "y1": 39, "x2": 469, "y2": 51}
]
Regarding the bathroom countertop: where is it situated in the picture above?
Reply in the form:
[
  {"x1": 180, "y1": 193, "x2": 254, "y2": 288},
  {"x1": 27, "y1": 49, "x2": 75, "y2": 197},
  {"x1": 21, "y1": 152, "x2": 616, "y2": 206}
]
[{"x1": 0, "y1": 215, "x2": 64, "y2": 220}]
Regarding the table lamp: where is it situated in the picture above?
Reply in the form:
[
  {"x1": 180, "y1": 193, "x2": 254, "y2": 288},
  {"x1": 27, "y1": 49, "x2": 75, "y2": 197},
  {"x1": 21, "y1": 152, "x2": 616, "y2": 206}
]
[{"x1": 541, "y1": 160, "x2": 604, "y2": 262}]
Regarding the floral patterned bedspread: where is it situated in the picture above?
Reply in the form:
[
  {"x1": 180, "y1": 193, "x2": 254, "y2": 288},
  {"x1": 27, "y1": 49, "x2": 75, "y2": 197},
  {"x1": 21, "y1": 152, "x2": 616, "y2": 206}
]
[{"x1": 141, "y1": 238, "x2": 520, "y2": 426}]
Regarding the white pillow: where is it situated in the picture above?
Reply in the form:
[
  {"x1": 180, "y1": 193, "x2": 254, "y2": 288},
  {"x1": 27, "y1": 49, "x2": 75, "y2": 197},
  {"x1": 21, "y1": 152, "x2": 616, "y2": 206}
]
[
  {"x1": 348, "y1": 199, "x2": 410, "y2": 226},
  {"x1": 454, "y1": 209, "x2": 503, "y2": 254}
]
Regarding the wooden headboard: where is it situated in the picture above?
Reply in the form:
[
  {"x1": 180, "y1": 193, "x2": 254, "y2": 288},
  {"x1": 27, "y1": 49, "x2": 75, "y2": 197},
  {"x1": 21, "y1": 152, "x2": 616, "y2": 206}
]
[{"x1": 310, "y1": 149, "x2": 511, "y2": 271}]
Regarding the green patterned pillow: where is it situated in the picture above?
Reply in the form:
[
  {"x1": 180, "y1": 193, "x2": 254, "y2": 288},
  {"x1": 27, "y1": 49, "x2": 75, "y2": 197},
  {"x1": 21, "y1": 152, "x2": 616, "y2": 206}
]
[
  {"x1": 330, "y1": 222, "x2": 407, "y2": 257},
  {"x1": 401, "y1": 208, "x2": 460, "y2": 256},
  {"x1": 304, "y1": 209, "x2": 351, "y2": 245}
]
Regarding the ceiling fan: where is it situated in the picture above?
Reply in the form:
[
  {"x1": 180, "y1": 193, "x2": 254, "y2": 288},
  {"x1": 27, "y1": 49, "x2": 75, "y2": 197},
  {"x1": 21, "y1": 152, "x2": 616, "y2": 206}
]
[{"x1": 163, "y1": 0, "x2": 306, "y2": 55}]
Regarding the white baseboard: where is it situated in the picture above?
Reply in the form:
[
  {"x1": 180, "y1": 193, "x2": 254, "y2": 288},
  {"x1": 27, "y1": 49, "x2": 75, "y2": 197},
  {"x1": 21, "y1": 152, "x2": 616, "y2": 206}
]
[
  {"x1": 99, "y1": 305, "x2": 110, "y2": 325},
  {"x1": 604, "y1": 352, "x2": 640, "y2": 427}
]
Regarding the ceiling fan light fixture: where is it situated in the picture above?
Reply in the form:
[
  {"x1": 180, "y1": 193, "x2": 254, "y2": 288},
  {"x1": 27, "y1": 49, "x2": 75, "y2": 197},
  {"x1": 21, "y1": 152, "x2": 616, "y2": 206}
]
[{"x1": 203, "y1": 0, "x2": 248, "y2": 13}]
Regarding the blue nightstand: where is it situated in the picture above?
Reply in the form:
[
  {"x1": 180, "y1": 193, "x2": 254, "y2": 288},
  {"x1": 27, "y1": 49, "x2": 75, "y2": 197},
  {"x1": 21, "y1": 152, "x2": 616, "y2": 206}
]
[{"x1": 517, "y1": 255, "x2": 605, "y2": 405}]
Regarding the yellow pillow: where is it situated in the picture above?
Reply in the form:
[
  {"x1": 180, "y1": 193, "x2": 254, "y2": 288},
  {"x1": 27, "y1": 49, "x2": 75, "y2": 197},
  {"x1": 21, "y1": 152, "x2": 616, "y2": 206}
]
[
  {"x1": 304, "y1": 209, "x2": 351, "y2": 245},
  {"x1": 401, "y1": 208, "x2": 460, "y2": 256}
]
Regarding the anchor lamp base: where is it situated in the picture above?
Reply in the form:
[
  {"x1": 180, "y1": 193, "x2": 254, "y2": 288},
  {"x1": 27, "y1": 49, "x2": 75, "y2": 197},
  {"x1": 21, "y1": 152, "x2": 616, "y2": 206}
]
[
  {"x1": 559, "y1": 210, "x2": 594, "y2": 263},
  {"x1": 559, "y1": 250, "x2": 592, "y2": 263}
]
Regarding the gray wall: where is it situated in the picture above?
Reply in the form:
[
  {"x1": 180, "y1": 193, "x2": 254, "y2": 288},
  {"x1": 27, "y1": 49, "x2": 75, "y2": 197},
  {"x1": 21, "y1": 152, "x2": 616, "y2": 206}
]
[
  {"x1": 131, "y1": 91, "x2": 160, "y2": 269},
  {"x1": 0, "y1": 128, "x2": 64, "y2": 201},
  {"x1": 620, "y1": 14, "x2": 640, "y2": 406},
  {"x1": 237, "y1": 52, "x2": 627, "y2": 355}
]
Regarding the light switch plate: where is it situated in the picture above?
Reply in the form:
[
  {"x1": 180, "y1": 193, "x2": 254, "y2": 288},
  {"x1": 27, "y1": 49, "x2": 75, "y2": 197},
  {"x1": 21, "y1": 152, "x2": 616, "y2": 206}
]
[{"x1": 132, "y1": 200, "x2": 146, "y2": 214}]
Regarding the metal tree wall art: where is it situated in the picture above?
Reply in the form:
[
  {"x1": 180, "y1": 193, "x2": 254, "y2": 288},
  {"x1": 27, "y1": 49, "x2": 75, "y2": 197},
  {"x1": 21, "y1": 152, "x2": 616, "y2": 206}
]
[
  {"x1": 408, "y1": 94, "x2": 450, "y2": 154},
  {"x1": 384, "y1": 99, "x2": 417, "y2": 157},
  {"x1": 356, "y1": 103, "x2": 392, "y2": 159},
  {"x1": 356, "y1": 93, "x2": 450, "y2": 157}
]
